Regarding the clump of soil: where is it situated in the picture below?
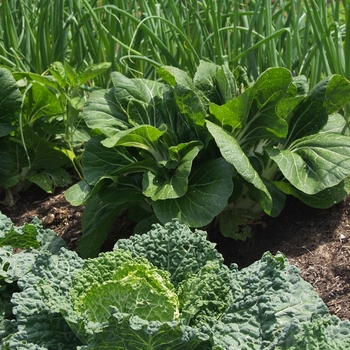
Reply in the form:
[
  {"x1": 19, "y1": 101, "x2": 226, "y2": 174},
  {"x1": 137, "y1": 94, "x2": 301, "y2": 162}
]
[{"x1": 1, "y1": 184, "x2": 350, "y2": 320}]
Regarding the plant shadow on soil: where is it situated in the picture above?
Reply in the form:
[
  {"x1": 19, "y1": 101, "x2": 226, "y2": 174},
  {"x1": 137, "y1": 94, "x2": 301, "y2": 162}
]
[{"x1": 1, "y1": 184, "x2": 350, "y2": 320}]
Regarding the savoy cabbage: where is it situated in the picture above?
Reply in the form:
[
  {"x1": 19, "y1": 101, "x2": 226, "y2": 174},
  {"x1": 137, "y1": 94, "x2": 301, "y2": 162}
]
[{"x1": 1, "y1": 213, "x2": 350, "y2": 349}]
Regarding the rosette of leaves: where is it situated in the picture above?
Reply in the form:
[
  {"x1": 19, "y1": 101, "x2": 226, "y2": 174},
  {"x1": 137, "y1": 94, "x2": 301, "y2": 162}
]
[
  {"x1": 66, "y1": 61, "x2": 350, "y2": 257},
  {"x1": 2, "y1": 216, "x2": 350, "y2": 349},
  {"x1": 66, "y1": 61, "x2": 237, "y2": 257}
]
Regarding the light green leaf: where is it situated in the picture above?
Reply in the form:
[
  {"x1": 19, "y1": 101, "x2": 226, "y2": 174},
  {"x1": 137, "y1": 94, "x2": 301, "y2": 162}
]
[
  {"x1": 142, "y1": 141, "x2": 203, "y2": 200},
  {"x1": 319, "y1": 112, "x2": 349, "y2": 135},
  {"x1": 64, "y1": 179, "x2": 91, "y2": 206},
  {"x1": 153, "y1": 158, "x2": 234, "y2": 227},
  {"x1": 209, "y1": 98, "x2": 243, "y2": 133},
  {"x1": 49, "y1": 62, "x2": 68, "y2": 88},
  {"x1": 192, "y1": 60, "x2": 236, "y2": 104},
  {"x1": 111, "y1": 72, "x2": 167, "y2": 127},
  {"x1": 158, "y1": 65, "x2": 193, "y2": 88},
  {"x1": 267, "y1": 133, "x2": 350, "y2": 194},
  {"x1": 206, "y1": 120, "x2": 273, "y2": 214},
  {"x1": 77, "y1": 62, "x2": 111, "y2": 85},
  {"x1": 209, "y1": 68, "x2": 291, "y2": 143},
  {"x1": 102, "y1": 125, "x2": 166, "y2": 155},
  {"x1": 72, "y1": 251, "x2": 179, "y2": 323},
  {"x1": 214, "y1": 63, "x2": 237, "y2": 102}
]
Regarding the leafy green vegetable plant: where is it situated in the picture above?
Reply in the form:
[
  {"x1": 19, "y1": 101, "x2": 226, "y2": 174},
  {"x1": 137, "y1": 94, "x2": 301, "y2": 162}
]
[
  {"x1": 66, "y1": 61, "x2": 350, "y2": 257},
  {"x1": 0, "y1": 63, "x2": 109, "y2": 205},
  {"x1": 1, "y1": 215, "x2": 350, "y2": 349}
]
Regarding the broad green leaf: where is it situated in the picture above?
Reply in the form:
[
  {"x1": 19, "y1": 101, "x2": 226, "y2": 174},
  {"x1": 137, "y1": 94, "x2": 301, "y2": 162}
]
[
  {"x1": 153, "y1": 158, "x2": 234, "y2": 227},
  {"x1": 49, "y1": 62, "x2": 68, "y2": 88},
  {"x1": 274, "y1": 177, "x2": 350, "y2": 209},
  {"x1": 324, "y1": 74, "x2": 350, "y2": 114},
  {"x1": 209, "y1": 68, "x2": 291, "y2": 142},
  {"x1": 159, "y1": 65, "x2": 206, "y2": 129},
  {"x1": 63, "y1": 62, "x2": 78, "y2": 86},
  {"x1": 26, "y1": 168, "x2": 71, "y2": 193},
  {"x1": 64, "y1": 179, "x2": 92, "y2": 206},
  {"x1": 20, "y1": 127, "x2": 71, "y2": 171},
  {"x1": 248, "y1": 67, "x2": 292, "y2": 109},
  {"x1": 13, "y1": 71, "x2": 61, "y2": 90},
  {"x1": 0, "y1": 152, "x2": 15, "y2": 188},
  {"x1": 65, "y1": 177, "x2": 116, "y2": 207},
  {"x1": 82, "y1": 136, "x2": 132, "y2": 185},
  {"x1": 142, "y1": 141, "x2": 203, "y2": 200},
  {"x1": 111, "y1": 72, "x2": 167, "y2": 127},
  {"x1": 209, "y1": 98, "x2": 243, "y2": 133},
  {"x1": 98, "y1": 175, "x2": 144, "y2": 205},
  {"x1": 206, "y1": 120, "x2": 273, "y2": 214},
  {"x1": 173, "y1": 84, "x2": 207, "y2": 129},
  {"x1": 0, "y1": 68, "x2": 22, "y2": 137},
  {"x1": 193, "y1": 60, "x2": 237, "y2": 104},
  {"x1": 238, "y1": 67, "x2": 291, "y2": 142},
  {"x1": 219, "y1": 208, "x2": 255, "y2": 241},
  {"x1": 215, "y1": 64, "x2": 237, "y2": 102},
  {"x1": 83, "y1": 89, "x2": 130, "y2": 138},
  {"x1": 291, "y1": 75, "x2": 309, "y2": 96},
  {"x1": 111, "y1": 71, "x2": 150, "y2": 105},
  {"x1": 266, "y1": 133, "x2": 350, "y2": 194},
  {"x1": 79, "y1": 196, "x2": 125, "y2": 258},
  {"x1": 192, "y1": 60, "x2": 236, "y2": 104},
  {"x1": 286, "y1": 76, "x2": 333, "y2": 144},
  {"x1": 77, "y1": 62, "x2": 111, "y2": 85},
  {"x1": 101, "y1": 125, "x2": 167, "y2": 158},
  {"x1": 319, "y1": 112, "x2": 349, "y2": 135},
  {"x1": 158, "y1": 65, "x2": 193, "y2": 88}
]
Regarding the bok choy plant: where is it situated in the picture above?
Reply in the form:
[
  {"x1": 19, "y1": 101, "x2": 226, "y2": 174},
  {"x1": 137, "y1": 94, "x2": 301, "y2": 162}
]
[
  {"x1": 0, "y1": 63, "x2": 110, "y2": 206},
  {"x1": 66, "y1": 61, "x2": 350, "y2": 257}
]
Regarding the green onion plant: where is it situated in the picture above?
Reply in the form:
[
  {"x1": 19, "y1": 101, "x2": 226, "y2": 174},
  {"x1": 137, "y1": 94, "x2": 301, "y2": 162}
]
[{"x1": 0, "y1": 0, "x2": 349, "y2": 109}]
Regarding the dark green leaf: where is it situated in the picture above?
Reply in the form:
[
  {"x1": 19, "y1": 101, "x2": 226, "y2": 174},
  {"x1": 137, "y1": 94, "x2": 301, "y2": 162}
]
[{"x1": 153, "y1": 158, "x2": 234, "y2": 227}]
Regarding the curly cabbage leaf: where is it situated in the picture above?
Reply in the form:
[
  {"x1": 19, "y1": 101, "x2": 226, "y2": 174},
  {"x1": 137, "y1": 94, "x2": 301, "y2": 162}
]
[
  {"x1": 71, "y1": 250, "x2": 180, "y2": 323},
  {"x1": 2, "y1": 217, "x2": 350, "y2": 349},
  {"x1": 114, "y1": 219, "x2": 223, "y2": 286}
]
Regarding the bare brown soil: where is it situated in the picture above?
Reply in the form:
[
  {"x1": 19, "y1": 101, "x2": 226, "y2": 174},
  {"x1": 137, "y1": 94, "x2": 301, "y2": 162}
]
[{"x1": 1, "y1": 184, "x2": 349, "y2": 320}]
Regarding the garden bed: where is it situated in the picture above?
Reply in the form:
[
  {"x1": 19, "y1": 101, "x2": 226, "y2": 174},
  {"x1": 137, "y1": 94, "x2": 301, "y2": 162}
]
[{"x1": 1, "y1": 183, "x2": 349, "y2": 321}]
